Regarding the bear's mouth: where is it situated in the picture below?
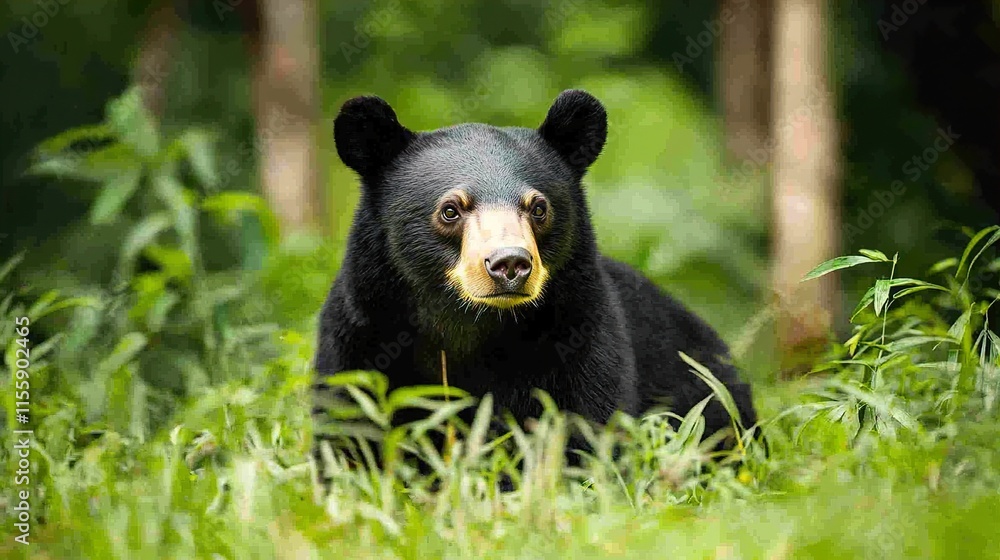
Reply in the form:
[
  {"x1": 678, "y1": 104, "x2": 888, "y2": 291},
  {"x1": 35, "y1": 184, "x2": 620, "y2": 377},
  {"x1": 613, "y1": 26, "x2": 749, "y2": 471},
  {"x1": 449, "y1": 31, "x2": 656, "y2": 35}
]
[{"x1": 479, "y1": 292, "x2": 530, "y2": 299}]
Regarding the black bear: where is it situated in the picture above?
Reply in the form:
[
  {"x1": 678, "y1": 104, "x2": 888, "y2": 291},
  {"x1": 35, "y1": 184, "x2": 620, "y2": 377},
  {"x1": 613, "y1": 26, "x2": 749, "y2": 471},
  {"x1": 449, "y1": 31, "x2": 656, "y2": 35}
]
[{"x1": 313, "y1": 90, "x2": 757, "y2": 459}]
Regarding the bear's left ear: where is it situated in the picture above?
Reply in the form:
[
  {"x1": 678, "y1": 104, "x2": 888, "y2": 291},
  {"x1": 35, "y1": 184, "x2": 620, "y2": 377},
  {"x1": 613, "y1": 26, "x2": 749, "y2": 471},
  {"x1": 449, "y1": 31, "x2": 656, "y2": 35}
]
[
  {"x1": 334, "y1": 95, "x2": 415, "y2": 178},
  {"x1": 538, "y1": 89, "x2": 608, "y2": 175}
]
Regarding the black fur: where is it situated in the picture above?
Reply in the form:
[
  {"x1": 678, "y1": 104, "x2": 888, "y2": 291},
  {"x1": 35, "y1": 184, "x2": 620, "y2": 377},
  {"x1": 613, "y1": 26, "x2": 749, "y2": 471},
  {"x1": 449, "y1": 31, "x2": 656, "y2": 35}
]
[
  {"x1": 538, "y1": 90, "x2": 608, "y2": 175},
  {"x1": 314, "y1": 90, "x2": 757, "y2": 458}
]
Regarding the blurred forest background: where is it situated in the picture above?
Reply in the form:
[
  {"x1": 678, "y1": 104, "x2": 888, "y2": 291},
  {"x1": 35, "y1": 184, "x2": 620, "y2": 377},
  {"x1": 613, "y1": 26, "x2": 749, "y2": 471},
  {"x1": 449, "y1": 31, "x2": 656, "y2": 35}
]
[
  {"x1": 3, "y1": 0, "x2": 1000, "y2": 556},
  {"x1": 3, "y1": 0, "x2": 1000, "y2": 380}
]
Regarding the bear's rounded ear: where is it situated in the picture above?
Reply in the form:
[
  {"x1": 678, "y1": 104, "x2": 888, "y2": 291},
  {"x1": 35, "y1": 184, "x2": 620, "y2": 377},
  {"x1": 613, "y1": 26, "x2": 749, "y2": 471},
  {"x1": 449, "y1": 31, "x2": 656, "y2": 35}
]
[
  {"x1": 538, "y1": 89, "x2": 608, "y2": 175},
  {"x1": 334, "y1": 95, "x2": 414, "y2": 178}
]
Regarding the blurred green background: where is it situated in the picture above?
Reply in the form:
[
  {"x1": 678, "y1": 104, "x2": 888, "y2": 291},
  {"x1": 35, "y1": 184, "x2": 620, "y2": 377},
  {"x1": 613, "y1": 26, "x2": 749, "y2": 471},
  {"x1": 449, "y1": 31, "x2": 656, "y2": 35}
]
[
  {"x1": 0, "y1": 0, "x2": 1000, "y2": 398},
  {"x1": 3, "y1": 2, "x2": 1000, "y2": 557},
  {"x1": 3, "y1": 1, "x2": 997, "y2": 369}
]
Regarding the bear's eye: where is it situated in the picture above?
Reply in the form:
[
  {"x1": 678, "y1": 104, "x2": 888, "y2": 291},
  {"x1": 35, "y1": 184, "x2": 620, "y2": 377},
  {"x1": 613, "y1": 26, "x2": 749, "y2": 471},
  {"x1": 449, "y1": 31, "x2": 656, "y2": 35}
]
[
  {"x1": 530, "y1": 200, "x2": 547, "y2": 220},
  {"x1": 441, "y1": 204, "x2": 460, "y2": 223}
]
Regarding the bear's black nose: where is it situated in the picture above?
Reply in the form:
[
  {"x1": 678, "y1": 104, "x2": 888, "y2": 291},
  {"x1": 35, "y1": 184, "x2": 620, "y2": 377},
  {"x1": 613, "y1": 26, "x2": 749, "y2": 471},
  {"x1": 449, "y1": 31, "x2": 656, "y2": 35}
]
[{"x1": 485, "y1": 247, "x2": 532, "y2": 291}]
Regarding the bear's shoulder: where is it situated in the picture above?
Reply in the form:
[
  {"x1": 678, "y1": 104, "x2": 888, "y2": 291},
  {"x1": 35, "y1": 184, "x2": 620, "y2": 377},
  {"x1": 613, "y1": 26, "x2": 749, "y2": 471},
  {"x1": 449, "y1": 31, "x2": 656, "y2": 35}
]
[{"x1": 599, "y1": 254, "x2": 731, "y2": 357}]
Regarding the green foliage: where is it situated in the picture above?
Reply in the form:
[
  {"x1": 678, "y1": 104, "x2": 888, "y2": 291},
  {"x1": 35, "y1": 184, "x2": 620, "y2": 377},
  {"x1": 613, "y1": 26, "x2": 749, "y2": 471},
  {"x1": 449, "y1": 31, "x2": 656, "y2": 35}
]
[
  {"x1": 10, "y1": 88, "x2": 288, "y2": 437},
  {"x1": 799, "y1": 230, "x2": 1000, "y2": 450}
]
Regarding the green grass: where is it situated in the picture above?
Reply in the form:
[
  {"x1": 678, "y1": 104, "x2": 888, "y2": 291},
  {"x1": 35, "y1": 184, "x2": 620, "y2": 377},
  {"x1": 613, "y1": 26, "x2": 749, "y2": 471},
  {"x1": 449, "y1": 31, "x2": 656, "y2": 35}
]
[{"x1": 3, "y1": 239, "x2": 1000, "y2": 559}]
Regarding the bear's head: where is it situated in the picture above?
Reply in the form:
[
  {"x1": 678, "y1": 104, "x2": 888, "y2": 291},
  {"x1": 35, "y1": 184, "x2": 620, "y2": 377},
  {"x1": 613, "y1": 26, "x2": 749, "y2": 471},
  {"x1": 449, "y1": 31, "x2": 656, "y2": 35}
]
[{"x1": 334, "y1": 90, "x2": 607, "y2": 316}]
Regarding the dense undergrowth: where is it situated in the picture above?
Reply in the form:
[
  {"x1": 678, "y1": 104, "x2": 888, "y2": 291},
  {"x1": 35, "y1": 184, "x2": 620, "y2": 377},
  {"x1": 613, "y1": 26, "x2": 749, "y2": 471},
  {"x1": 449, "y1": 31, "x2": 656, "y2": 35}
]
[{"x1": 1, "y1": 91, "x2": 999, "y2": 558}]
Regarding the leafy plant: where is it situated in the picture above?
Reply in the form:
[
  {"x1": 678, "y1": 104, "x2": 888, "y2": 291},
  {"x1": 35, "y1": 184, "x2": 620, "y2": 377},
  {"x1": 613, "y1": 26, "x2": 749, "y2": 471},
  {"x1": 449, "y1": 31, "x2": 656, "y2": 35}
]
[
  {"x1": 4, "y1": 88, "x2": 296, "y2": 474},
  {"x1": 798, "y1": 227, "x2": 1000, "y2": 449}
]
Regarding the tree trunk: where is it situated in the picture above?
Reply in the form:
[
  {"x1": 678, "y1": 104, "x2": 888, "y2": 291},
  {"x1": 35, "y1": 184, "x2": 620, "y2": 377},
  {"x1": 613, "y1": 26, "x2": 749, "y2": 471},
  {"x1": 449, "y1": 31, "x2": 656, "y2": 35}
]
[
  {"x1": 718, "y1": 0, "x2": 773, "y2": 164},
  {"x1": 133, "y1": 0, "x2": 180, "y2": 120},
  {"x1": 252, "y1": 0, "x2": 322, "y2": 235},
  {"x1": 770, "y1": 0, "x2": 840, "y2": 374}
]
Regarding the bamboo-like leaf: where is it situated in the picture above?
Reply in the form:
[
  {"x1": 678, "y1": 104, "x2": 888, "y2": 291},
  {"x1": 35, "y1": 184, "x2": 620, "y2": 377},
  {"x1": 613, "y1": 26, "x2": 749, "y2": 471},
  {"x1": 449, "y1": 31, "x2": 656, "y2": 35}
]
[
  {"x1": 90, "y1": 166, "x2": 142, "y2": 225},
  {"x1": 845, "y1": 330, "x2": 865, "y2": 355},
  {"x1": 107, "y1": 87, "x2": 160, "y2": 160},
  {"x1": 153, "y1": 174, "x2": 197, "y2": 264},
  {"x1": 858, "y1": 249, "x2": 890, "y2": 262},
  {"x1": 801, "y1": 255, "x2": 880, "y2": 282},
  {"x1": 465, "y1": 394, "x2": 494, "y2": 460},
  {"x1": 322, "y1": 371, "x2": 389, "y2": 401},
  {"x1": 914, "y1": 361, "x2": 962, "y2": 374},
  {"x1": 32, "y1": 296, "x2": 101, "y2": 322},
  {"x1": 345, "y1": 385, "x2": 389, "y2": 429},
  {"x1": 674, "y1": 394, "x2": 712, "y2": 445},
  {"x1": 120, "y1": 213, "x2": 172, "y2": 272},
  {"x1": 893, "y1": 285, "x2": 950, "y2": 300},
  {"x1": 851, "y1": 286, "x2": 876, "y2": 322},
  {"x1": 680, "y1": 351, "x2": 744, "y2": 432},
  {"x1": 32, "y1": 123, "x2": 113, "y2": 155},
  {"x1": 827, "y1": 379, "x2": 919, "y2": 432},
  {"x1": 874, "y1": 279, "x2": 891, "y2": 316},
  {"x1": 179, "y1": 129, "x2": 218, "y2": 188},
  {"x1": 408, "y1": 398, "x2": 476, "y2": 439},
  {"x1": 0, "y1": 253, "x2": 24, "y2": 286},
  {"x1": 26, "y1": 290, "x2": 60, "y2": 318},
  {"x1": 947, "y1": 308, "x2": 972, "y2": 342},
  {"x1": 95, "y1": 332, "x2": 148, "y2": 379},
  {"x1": 386, "y1": 384, "x2": 469, "y2": 413},
  {"x1": 202, "y1": 192, "x2": 281, "y2": 248},
  {"x1": 885, "y1": 336, "x2": 957, "y2": 353},
  {"x1": 928, "y1": 257, "x2": 959, "y2": 276},
  {"x1": 957, "y1": 226, "x2": 1000, "y2": 281}
]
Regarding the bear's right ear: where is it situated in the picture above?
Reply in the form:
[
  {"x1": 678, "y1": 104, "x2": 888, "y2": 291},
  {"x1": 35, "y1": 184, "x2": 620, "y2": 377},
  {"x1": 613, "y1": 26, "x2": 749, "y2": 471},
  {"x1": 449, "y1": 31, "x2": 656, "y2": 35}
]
[
  {"x1": 538, "y1": 89, "x2": 608, "y2": 175},
  {"x1": 334, "y1": 96, "x2": 414, "y2": 178}
]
